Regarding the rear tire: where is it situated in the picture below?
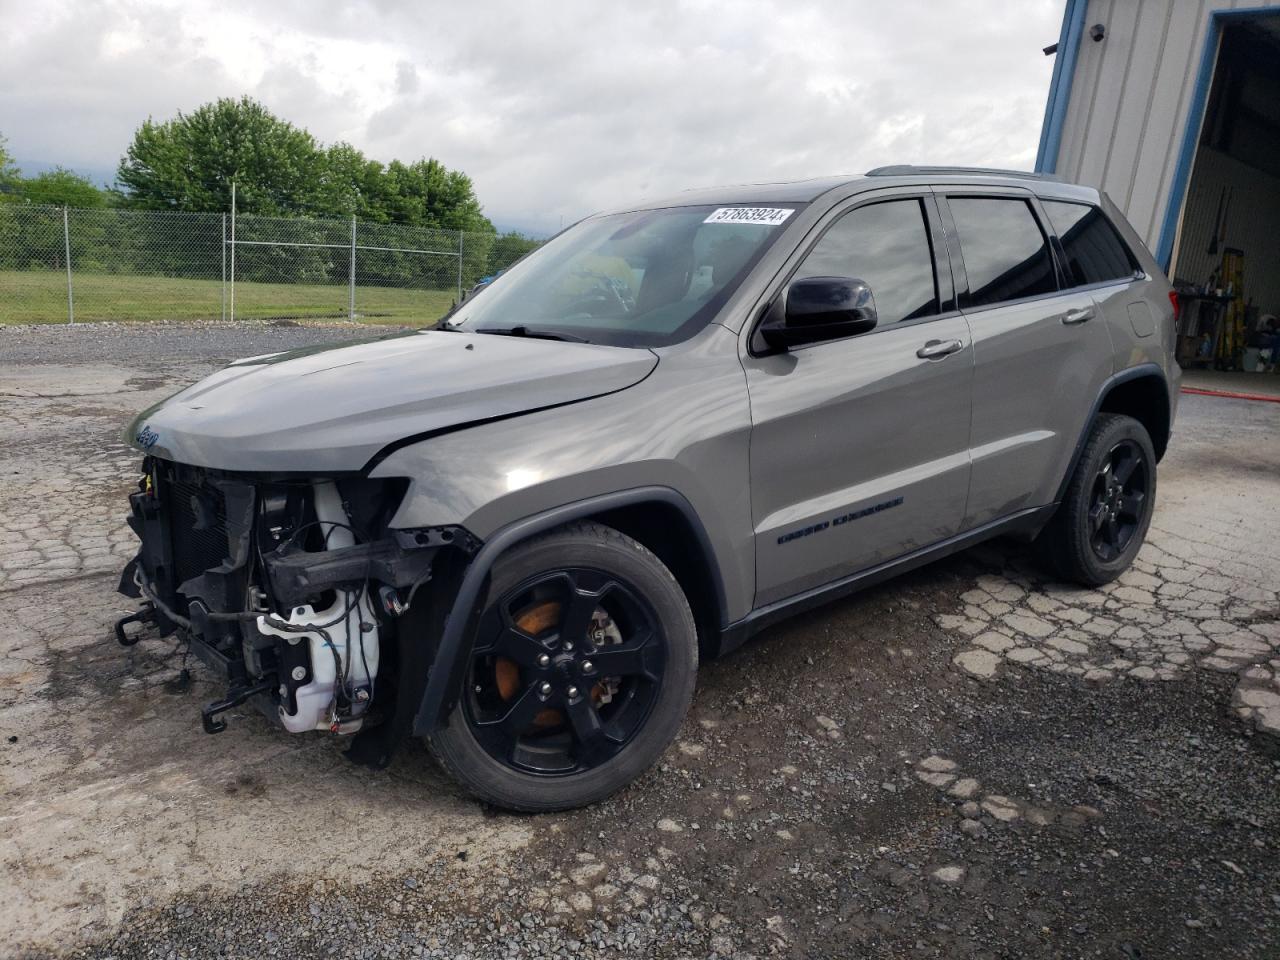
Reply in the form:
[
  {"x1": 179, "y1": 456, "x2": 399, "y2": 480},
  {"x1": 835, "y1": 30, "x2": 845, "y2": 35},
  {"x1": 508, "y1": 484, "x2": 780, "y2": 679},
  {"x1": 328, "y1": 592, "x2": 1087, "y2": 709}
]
[
  {"x1": 1035, "y1": 413, "x2": 1157, "y2": 586},
  {"x1": 427, "y1": 522, "x2": 697, "y2": 812}
]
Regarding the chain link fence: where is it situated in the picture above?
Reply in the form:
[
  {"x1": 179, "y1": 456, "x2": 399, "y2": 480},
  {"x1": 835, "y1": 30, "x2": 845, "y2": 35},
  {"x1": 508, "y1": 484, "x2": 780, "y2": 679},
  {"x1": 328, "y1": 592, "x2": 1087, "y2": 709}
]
[{"x1": 0, "y1": 203, "x2": 538, "y2": 325}]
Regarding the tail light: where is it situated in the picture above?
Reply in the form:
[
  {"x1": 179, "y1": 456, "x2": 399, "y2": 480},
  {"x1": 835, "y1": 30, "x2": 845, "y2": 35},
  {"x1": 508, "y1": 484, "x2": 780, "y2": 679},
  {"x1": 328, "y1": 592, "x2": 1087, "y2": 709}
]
[{"x1": 1168, "y1": 290, "x2": 1181, "y2": 324}]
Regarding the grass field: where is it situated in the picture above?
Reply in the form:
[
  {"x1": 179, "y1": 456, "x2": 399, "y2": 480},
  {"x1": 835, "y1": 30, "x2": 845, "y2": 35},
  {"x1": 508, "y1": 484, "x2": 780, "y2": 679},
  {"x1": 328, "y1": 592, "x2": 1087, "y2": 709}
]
[{"x1": 0, "y1": 270, "x2": 457, "y2": 326}]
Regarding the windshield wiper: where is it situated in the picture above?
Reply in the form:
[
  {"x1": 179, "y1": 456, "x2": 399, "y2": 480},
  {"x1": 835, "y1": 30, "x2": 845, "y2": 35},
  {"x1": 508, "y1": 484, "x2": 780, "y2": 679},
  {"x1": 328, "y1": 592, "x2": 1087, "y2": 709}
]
[{"x1": 474, "y1": 325, "x2": 588, "y2": 343}]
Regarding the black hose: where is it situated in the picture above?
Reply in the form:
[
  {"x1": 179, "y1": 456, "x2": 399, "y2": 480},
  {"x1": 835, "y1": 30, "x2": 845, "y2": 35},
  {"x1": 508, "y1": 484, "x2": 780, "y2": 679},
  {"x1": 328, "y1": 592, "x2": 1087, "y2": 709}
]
[{"x1": 137, "y1": 578, "x2": 193, "y2": 630}]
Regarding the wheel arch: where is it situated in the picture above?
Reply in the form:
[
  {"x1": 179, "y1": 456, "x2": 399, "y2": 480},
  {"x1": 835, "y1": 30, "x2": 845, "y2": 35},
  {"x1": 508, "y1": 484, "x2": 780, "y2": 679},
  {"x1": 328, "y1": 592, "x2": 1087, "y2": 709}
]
[
  {"x1": 1054, "y1": 364, "x2": 1170, "y2": 506},
  {"x1": 1097, "y1": 370, "x2": 1171, "y2": 462},
  {"x1": 588, "y1": 500, "x2": 726, "y2": 661},
  {"x1": 411, "y1": 486, "x2": 727, "y2": 735}
]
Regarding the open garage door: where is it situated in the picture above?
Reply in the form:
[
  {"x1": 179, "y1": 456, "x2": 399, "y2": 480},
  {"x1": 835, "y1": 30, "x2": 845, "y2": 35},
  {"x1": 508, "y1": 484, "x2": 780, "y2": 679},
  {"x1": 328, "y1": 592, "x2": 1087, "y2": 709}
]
[{"x1": 1170, "y1": 14, "x2": 1280, "y2": 381}]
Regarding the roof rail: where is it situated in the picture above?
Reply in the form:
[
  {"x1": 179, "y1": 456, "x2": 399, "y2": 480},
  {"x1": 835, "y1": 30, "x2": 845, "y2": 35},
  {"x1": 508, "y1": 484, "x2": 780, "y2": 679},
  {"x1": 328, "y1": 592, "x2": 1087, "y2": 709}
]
[{"x1": 865, "y1": 165, "x2": 1059, "y2": 181}]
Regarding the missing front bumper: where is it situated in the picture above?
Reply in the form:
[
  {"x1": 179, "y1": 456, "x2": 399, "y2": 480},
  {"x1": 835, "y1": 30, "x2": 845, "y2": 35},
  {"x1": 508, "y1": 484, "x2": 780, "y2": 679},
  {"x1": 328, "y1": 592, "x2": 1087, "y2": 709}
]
[{"x1": 116, "y1": 464, "x2": 478, "y2": 747}]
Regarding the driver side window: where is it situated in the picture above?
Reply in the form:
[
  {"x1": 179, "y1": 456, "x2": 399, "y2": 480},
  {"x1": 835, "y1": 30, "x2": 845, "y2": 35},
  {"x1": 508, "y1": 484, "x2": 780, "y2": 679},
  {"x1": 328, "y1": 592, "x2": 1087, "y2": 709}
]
[{"x1": 796, "y1": 199, "x2": 940, "y2": 326}]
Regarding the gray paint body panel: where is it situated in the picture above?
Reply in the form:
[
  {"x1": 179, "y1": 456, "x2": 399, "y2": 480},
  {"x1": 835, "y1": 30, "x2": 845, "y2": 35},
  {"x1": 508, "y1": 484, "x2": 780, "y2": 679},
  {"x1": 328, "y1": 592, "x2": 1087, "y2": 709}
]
[
  {"x1": 1095, "y1": 191, "x2": 1183, "y2": 418},
  {"x1": 126, "y1": 331, "x2": 657, "y2": 473},
  {"x1": 373, "y1": 323, "x2": 757, "y2": 622},
  {"x1": 961, "y1": 285, "x2": 1115, "y2": 526},
  {"x1": 602, "y1": 175, "x2": 862, "y2": 214},
  {"x1": 744, "y1": 313, "x2": 974, "y2": 605}
]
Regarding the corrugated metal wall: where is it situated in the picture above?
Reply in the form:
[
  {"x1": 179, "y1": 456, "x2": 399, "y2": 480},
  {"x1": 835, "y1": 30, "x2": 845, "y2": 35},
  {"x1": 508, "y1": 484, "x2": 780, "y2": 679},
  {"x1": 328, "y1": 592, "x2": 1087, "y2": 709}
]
[
  {"x1": 1175, "y1": 147, "x2": 1280, "y2": 312},
  {"x1": 1053, "y1": 0, "x2": 1275, "y2": 254}
]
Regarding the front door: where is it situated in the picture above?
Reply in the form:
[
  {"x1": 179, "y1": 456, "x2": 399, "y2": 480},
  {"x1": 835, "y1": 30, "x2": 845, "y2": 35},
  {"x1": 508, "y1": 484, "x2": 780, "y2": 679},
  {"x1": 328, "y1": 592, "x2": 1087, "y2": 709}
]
[{"x1": 744, "y1": 194, "x2": 974, "y2": 607}]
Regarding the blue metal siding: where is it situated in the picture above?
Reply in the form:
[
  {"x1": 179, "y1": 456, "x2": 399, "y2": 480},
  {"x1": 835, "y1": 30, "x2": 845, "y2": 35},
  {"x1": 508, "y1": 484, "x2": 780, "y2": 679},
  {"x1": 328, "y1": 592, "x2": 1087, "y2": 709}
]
[
  {"x1": 1035, "y1": 0, "x2": 1090, "y2": 173},
  {"x1": 1040, "y1": 1, "x2": 1280, "y2": 272}
]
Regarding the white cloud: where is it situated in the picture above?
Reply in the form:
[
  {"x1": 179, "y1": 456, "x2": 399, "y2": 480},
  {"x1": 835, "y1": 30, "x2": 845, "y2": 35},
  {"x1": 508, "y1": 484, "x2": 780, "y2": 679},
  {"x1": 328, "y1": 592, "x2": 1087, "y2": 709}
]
[{"x1": 0, "y1": 0, "x2": 1062, "y2": 232}]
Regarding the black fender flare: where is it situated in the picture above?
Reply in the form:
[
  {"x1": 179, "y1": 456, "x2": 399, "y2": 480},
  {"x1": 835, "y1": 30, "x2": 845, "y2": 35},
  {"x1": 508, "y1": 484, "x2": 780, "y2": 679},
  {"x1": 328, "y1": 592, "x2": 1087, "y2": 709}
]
[
  {"x1": 411, "y1": 485, "x2": 728, "y2": 735},
  {"x1": 1052, "y1": 362, "x2": 1169, "y2": 505}
]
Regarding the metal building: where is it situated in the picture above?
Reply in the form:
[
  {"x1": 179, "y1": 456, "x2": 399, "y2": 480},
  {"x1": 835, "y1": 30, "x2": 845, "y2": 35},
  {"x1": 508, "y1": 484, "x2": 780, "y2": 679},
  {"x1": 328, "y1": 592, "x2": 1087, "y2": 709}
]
[{"x1": 1037, "y1": 1, "x2": 1280, "y2": 372}]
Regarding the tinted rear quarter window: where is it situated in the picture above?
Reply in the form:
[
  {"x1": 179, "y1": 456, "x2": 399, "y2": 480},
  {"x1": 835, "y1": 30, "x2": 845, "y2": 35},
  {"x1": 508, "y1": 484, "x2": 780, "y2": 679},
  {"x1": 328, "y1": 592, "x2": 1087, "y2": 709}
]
[
  {"x1": 1042, "y1": 200, "x2": 1139, "y2": 286},
  {"x1": 949, "y1": 197, "x2": 1057, "y2": 308},
  {"x1": 795, "y1": 198, "x2": 939, "y2": 325}
]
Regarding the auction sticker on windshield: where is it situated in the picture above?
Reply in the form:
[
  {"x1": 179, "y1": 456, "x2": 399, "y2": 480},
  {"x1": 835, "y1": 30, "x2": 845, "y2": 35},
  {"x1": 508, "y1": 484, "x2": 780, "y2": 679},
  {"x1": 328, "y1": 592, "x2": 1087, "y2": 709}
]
[{"x1": 703, "y1": 207, "x2": 795, "y2": 226}]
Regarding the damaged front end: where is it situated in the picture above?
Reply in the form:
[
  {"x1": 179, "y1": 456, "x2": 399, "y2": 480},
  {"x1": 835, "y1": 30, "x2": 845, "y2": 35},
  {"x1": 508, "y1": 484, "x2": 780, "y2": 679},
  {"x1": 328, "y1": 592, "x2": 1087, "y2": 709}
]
[{"x1": 117, "y1": 457, "x2": 476, "y2": 759}]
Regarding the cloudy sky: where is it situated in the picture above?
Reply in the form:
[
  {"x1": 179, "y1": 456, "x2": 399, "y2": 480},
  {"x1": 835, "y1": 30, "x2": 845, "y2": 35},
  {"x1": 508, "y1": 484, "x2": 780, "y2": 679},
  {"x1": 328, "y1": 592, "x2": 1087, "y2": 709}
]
[{"x1": 0, "y1": 0, "x2": 1063, "y2": 233}]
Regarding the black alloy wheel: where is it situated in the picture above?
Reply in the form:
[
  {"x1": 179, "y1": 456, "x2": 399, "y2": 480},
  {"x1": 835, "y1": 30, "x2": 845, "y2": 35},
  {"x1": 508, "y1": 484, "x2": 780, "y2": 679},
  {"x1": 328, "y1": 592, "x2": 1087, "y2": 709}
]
[
  {"x1": 427, "y1": 521, "x2": 697, "y2": 812},
  {"x1": 1087, "y1": 439, "x2": 1148, "y2": 562},
  {"x1": 464, "y1": 568, "x2": 666, "y2": 776},
  {"x1": 1035, "y1": 412, "x2": 1157, "y2": 586}
]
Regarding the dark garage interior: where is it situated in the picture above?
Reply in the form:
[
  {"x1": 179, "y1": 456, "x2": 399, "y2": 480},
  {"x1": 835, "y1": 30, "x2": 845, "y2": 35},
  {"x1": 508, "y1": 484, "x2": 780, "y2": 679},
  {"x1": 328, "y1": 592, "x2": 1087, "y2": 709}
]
[{"x1": 1172, "y1": 15, "x2": 1280, "y2": 376}]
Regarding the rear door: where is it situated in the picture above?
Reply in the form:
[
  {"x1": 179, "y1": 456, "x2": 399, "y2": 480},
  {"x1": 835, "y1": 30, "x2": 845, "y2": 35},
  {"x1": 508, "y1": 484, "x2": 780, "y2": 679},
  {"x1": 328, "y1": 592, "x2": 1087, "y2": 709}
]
[
  {"x1": 1040, "y1": 197, "x2": 1154, "y2": 370},
  {"x1": 938, "y1": 190, "x2": 1116, "y2": 529},
  {"x1": 743, "y1": 190, "x2": 974, "y2": 607}
]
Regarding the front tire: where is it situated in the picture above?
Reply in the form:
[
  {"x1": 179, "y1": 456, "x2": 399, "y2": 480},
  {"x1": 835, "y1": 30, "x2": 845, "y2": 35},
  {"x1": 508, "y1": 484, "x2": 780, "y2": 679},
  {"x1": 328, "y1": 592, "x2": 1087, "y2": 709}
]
[
  {"x1": 1035, "y1": 413, "x2": 1157, "y2": 586},
  {"x1": 427, "y1": 522, "x2": 697, "y2": 812}
]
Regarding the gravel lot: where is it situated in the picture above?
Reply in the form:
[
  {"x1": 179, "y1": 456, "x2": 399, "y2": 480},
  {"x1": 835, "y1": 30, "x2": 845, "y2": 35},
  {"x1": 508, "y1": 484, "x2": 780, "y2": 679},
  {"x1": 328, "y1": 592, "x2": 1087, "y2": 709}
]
[{"x1": 2, "y1": 322, "x2": 1278, "y2": 960}]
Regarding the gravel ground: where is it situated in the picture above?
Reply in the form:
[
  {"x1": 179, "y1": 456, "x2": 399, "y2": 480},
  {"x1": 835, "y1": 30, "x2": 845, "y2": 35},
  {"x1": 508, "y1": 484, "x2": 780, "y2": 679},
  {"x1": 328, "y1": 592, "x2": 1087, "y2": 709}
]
[{"x1": 1, "y1": 323, "x2": 1277, "y2": 960}]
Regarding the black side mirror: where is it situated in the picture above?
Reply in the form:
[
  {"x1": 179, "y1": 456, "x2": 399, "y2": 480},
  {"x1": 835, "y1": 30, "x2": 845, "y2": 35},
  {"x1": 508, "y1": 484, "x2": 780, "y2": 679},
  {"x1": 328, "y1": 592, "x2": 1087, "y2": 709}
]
[{"x1": 760, "y1": 277, "x2": 878, "y2": 350}]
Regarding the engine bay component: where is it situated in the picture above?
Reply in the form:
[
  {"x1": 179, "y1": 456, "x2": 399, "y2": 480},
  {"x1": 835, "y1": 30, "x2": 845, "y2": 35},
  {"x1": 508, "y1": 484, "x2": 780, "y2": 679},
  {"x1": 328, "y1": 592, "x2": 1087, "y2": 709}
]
[
  {"x1": 259, "y1": 480, "x2": 382, "y2": 733},
  {"x1": 116, "y1": 459, "x2": 463, "y2": 745},
  {"x1": 201, "y1": 678, "x2": 277, "y2": 734},
  {"x1": 262, "y1": 537, "x2": 435, "y2": 611},
  {"x1": 257, "y1": 594, "x2": 379, "y2": 733}
]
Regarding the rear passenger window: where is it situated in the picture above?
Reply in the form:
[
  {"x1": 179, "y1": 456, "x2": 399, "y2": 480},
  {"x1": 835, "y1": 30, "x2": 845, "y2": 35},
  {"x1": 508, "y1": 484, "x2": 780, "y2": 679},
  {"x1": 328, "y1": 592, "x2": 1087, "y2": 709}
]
[
  {"x1": 949, "y1": 198, "x2": 1057, "y2": 308},
  {"x1": 795, "y1": 199, "x2": 939, "y2": 326},
  {"x1": 1043, "y1": 200, "x2": 1139, "y2": 286}
]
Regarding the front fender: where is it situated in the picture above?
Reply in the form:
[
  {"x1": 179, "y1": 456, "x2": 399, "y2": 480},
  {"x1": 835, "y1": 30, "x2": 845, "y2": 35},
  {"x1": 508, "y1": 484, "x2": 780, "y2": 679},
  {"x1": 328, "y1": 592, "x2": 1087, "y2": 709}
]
[
  {"x1": 406, "y1": 486, "x2": 728, "y2": 734},
  {"x1": 364, "y1": 325, "x2": 755, "y2": 733},
  {"x1": 368, "y1": 325, "x2": 754, "y2": 621}
]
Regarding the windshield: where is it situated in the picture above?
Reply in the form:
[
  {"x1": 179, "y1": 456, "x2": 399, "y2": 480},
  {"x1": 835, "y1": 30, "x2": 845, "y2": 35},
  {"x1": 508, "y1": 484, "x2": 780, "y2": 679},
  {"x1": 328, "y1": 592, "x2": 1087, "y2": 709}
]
[{"x1": 446, "y1": 203, "x2": 802, "y2": 347}]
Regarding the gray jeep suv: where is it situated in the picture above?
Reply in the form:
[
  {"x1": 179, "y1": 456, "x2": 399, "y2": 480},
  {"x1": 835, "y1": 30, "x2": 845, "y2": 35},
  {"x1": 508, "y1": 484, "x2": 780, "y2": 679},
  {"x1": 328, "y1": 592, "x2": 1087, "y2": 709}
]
[{"x1": 118, "y1": 166, "x2": 1179, "y2": 810}]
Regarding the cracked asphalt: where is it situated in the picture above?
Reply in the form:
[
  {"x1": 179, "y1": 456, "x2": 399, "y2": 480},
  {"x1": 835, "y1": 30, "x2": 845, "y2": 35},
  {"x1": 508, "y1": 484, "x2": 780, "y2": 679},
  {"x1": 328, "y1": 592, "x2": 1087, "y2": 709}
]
[{"x1": 1, "y1": 322, "x2": 1278, "y2": 960}]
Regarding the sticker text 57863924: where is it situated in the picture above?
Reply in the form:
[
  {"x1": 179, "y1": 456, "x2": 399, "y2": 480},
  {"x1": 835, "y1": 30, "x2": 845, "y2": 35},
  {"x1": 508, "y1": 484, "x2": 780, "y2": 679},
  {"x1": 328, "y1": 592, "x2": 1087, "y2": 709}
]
[{"x1": 703, "y1": 207, "x2": 795, "y2": 227}]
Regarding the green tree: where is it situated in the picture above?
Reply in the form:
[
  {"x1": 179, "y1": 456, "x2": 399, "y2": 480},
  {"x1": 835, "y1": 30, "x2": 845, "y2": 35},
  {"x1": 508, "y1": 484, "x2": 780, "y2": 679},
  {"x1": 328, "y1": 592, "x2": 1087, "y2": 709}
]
[
  {"x1": 0, "y1": 133, "x2": 20, "y2": 202},
  {"x1": 489, "y1": 230, "x2": 542, "y2": 268},
  {"x1": 18, "y1": 168, "x2": 108, "y2": 207},
  {"x1": 317, "y1": 142, "x2": 391, "y2": 221},
  {"x1": 382, "y1": 158, "x2": 491, "y2": 233},
  {"x1": 115, "y1": 97, "x2": 494, "y2": 233},
  {"x1": 117, "y1": 96, "x2": 325, "y2": 215}
]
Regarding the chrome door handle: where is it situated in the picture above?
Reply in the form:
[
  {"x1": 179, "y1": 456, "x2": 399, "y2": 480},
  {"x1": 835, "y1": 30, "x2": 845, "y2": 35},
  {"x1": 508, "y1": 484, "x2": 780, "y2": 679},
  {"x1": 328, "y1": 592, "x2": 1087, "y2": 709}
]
[
  {"x1": 916, "y1": 338, "x2": 965, "y2": 359},
  {"x1": 1062, "y1": 306, "x2": 1095, "y2": 325}
]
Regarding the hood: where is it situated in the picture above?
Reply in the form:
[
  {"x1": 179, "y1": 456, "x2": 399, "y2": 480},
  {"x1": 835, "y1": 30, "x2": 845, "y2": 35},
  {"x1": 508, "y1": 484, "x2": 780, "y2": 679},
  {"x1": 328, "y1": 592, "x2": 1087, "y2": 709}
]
[{"x1": 127, "y1": 330, "x2": 658, "y2": 472}]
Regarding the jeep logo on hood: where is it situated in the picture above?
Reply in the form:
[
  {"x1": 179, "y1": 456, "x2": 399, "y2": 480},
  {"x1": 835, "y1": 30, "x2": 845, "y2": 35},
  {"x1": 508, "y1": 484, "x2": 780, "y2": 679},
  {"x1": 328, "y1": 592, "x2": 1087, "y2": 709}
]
[{"x1": 135, "y1": 425, "x2": 160, "y2": 449}]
